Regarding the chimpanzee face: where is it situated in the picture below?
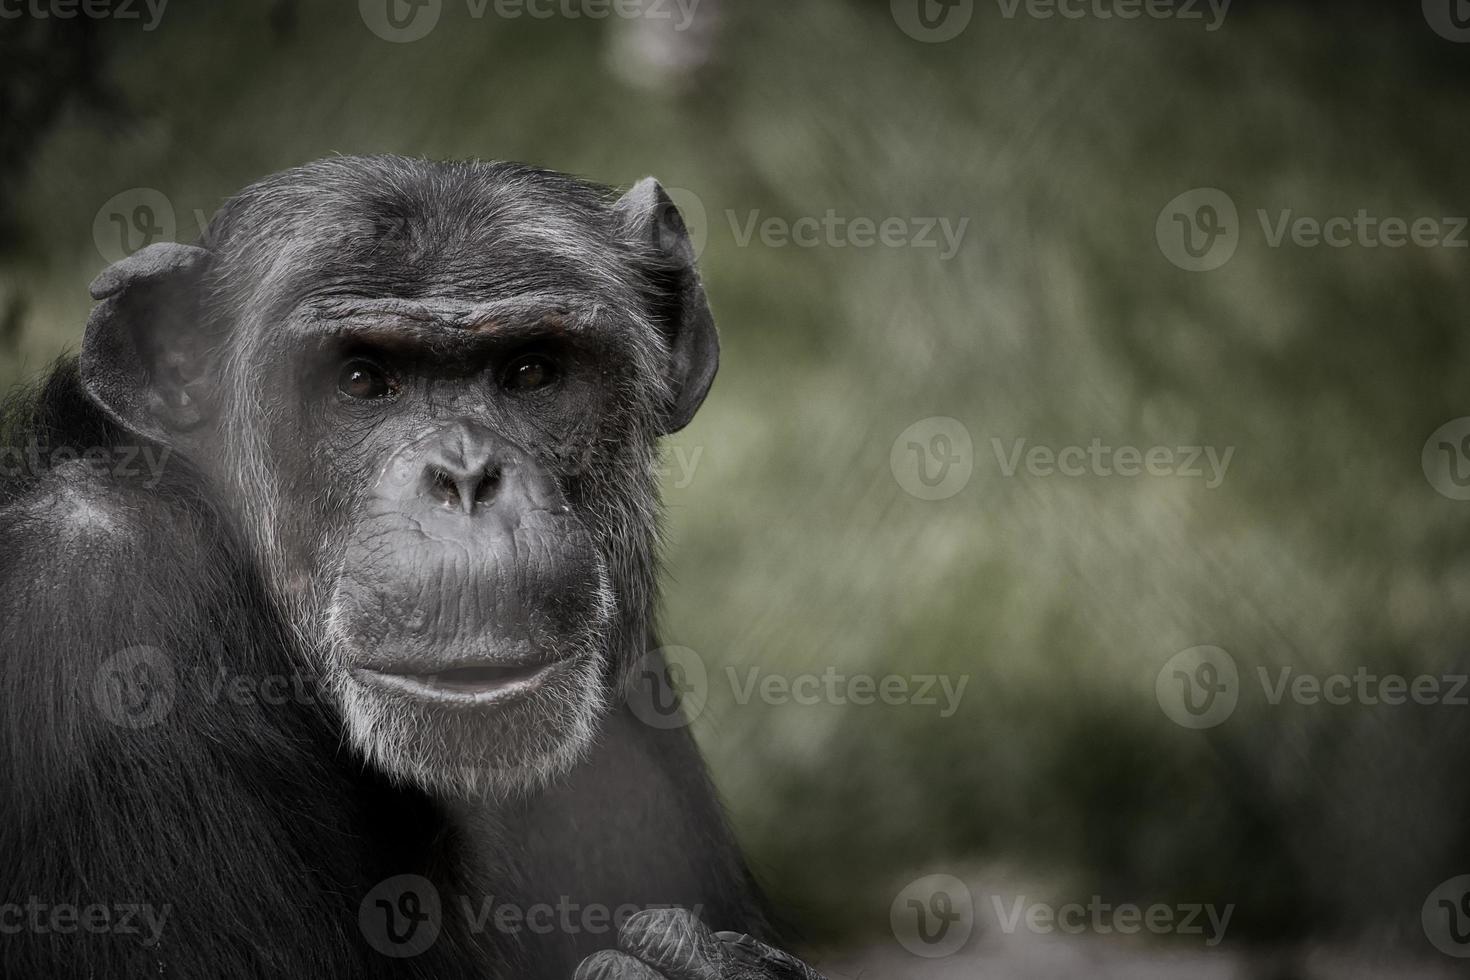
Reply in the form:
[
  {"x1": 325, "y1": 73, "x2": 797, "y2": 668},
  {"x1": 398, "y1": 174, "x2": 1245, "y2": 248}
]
[
  {"x1": 79, "y1": 158, "x2": 717, "y2": 798},
  {"x1": 279, "y1": 292, "x2": 628, "y2": 799}
]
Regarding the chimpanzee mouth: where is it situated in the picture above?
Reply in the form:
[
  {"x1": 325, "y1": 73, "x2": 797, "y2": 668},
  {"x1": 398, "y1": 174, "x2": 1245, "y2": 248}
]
[{"x1": 352, "y1": 660, "x2": 560, "y2": 705}]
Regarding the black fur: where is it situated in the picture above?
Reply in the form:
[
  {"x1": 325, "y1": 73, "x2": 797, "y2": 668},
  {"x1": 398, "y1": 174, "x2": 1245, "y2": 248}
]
[{"x1": 1, "y1": 363, "x2": 479, "y2": 977}]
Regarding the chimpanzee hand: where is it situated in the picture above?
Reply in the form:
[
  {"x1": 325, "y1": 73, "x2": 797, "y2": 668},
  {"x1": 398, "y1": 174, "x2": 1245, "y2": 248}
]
[{"x1": 573, "y1": 908, "x2": 825, "y2": 980}]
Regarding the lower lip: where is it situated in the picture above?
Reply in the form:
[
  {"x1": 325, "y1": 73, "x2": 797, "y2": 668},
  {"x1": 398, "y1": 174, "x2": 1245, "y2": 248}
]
[{"x1": 352, "y1": 662, "x2": 559, "y2": 705}]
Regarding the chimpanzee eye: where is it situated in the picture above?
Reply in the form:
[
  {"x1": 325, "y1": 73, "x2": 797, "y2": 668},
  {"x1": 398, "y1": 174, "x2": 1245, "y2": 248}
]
[
  {"x1": 502, "y1": 353, "x2": 558, "y2": 392},
  {"x1": 337, "y1": 359, "x2": 394, "y2": 400}
]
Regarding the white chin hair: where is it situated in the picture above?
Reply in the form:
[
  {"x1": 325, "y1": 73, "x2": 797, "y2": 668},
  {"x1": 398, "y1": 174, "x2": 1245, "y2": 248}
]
[{"x1": 332, "y1": 652, "x2": 608, "y2": 801}]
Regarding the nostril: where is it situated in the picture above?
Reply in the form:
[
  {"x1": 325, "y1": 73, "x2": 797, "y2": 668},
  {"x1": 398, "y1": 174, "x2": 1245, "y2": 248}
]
[
  {"x1": 423, "y1": 464, "x2": 501, "y2": 513},
  {"x1": 473, "y1": 467, "x2": 502, "y2": 507},
  {"x1": 426, "y1": 467, "x2": 461, "y2": 509}
]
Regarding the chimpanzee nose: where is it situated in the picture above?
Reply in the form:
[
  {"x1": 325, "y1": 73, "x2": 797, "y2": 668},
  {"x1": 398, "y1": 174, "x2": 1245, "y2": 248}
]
[
  {"x1": 419, "y1": 424, "x2": 505, "y2": 515},
  {"x1": 372, "y1": 421, "x2": 568, "y2": 519}
]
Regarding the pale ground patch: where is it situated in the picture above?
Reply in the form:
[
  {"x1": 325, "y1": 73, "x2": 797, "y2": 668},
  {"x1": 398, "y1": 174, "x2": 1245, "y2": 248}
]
[{"x1": 807, "y1": 869, "x2": 1461, "y2": 980}]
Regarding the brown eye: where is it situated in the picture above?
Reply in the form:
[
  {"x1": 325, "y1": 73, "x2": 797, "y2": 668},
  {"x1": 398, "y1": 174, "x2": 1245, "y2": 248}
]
[
  {"x1": 503, "y1": 353, "x2": 558, "y2": 392},
  {"x1": 337, "y1": 359, "x2": 393, "y2": 400}
]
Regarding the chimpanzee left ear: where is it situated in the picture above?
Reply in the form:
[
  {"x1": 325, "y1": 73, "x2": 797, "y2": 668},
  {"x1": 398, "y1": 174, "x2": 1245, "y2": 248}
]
[
  {"x1": 80, "y1": 242, "x2": 213, "y2": 445},
  {"x1": 614, "y1": 177, "x2": 718, "y2": 434}
]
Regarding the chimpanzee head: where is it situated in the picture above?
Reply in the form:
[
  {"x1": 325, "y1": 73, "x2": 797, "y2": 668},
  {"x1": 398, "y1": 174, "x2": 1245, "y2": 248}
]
[{"x1": 78, "y1": 157, "x2": 716, "y2": 797}]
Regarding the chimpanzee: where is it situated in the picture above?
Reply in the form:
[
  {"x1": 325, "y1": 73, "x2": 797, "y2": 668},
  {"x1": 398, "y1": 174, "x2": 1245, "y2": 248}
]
[{"x1": 0, "y1": 156, "x2": 824, "y2": 980}]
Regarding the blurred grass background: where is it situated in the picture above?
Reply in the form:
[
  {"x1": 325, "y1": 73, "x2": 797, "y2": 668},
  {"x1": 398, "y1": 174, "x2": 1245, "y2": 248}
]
[{"x1": 4, "y1": 0, "x2": 1470, "y2": 967}]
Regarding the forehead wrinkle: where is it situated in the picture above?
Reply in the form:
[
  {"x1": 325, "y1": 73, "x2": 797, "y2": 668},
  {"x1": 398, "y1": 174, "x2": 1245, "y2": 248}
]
[
  {"x1": 252, "y1": 226, "x2": 644, "y2": 321},
  {"x1": 282, "y1": 298, "x2": 646, "y2": 359},
  {"x1": 486, "y1": 214, "x2": 631, "y2": 288},
  {"x1": 299, "y1": 293, "x2": 606, "y2": 328},
  {"x1": 213, "y1": 177, "x2": 647, "y2": 321}
]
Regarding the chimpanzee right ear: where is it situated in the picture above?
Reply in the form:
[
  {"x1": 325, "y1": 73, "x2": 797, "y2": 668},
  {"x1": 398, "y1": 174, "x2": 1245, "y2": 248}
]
[
  {"x1": 614, "y1": 178, "x2": 718, "y2": 435},
  {"x1": 80, "y1": 242, "x2": 213, "y2": 444}
]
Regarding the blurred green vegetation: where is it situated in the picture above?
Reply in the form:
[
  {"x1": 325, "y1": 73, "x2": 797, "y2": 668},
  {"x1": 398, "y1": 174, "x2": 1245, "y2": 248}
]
[{"x1": 3, "y1": 0, "x2": 1470, "y2": 956}]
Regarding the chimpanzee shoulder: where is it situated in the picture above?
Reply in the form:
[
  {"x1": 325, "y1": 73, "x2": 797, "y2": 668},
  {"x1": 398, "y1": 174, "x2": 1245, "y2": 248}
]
[{"x1": 0, "y1": 359, "x2": 479, "y2": 980}]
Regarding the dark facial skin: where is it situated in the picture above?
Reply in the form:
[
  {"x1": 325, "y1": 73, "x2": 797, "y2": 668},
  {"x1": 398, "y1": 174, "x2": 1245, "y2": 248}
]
[
  {"x1": 311, "y1": 324, "x2": 613, "y2": 793},
  {"x1": 294, "y1": 301, "x2": 629, "y2": 794},
  {"x1": 246, "y1": 166, "x2": 685, "y2": 796}
]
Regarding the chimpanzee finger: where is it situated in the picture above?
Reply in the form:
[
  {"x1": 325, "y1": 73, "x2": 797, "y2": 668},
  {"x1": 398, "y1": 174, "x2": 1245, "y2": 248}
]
[
  {"x1": 713, "y1": 931, "x2": 827, "y2": 980},
  {"x1": 616, "y1": 907, "x2": 724, "y2": 980},
  {"x1": 574, "y1": 949, "x2": 669, "y2": 980}
]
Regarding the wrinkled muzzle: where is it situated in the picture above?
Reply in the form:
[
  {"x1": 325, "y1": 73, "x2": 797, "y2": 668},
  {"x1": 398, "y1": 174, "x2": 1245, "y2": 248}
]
[{"x1": 327, "y1": 421, "x2": 612, "y2": 680}]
